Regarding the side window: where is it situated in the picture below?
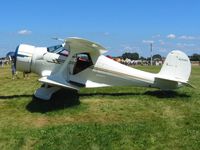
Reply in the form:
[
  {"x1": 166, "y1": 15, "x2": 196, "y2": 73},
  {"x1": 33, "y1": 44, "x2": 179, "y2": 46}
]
[{"x1": 73, "y1": 53, "x2": 93, "y2": 74}]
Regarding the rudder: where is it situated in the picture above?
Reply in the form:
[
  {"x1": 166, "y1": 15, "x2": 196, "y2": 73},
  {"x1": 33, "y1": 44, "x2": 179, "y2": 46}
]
[{"x1": 158, "y1": 50, "x2": 191, "y2": 82}]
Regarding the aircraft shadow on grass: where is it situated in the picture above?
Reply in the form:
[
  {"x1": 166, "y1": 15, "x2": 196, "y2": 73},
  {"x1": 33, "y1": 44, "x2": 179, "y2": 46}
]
[
  {"x1": 80, "y1": 90, "x2": 191, "y2": 99},
  {"x1": 0, "y1": 95, "x2": 32, "y2": 99},
  {"x1": 26, "y1": 89, "x2": 80, "y2": 113},
  {"x1": 0, "y1": 89, "x2": 191, "y2": 113},
  {"x1": 144, "y1": 90, "x2": 191, "y2": 99},
  {"x1": 25, "y1": 89, "x2": 190, "y2": 113}
]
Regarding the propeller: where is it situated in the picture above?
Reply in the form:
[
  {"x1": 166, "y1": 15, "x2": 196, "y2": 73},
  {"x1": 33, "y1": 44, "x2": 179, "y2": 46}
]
[
  {"x1": 6, "y1": 47, "x2": 18, "y2": 69},
  {"x1": 6, "y1": 51, "x2": 15, "y2": 59},
  {"x1": 13, "y1": 45, "x2": 19, "y2": 69}
]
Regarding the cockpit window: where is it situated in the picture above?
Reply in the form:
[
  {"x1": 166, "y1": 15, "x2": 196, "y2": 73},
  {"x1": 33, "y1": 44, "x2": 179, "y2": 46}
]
[
  {"x1": 47, "y1": 45, "x2": 69, "y2": 57},
  {"x1": 47, "y1": 45, "x2": 63, "y2": 53}
]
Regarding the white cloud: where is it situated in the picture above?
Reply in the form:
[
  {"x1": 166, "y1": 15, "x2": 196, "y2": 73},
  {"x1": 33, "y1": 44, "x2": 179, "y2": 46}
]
[
  {"x1": 152, "y1": 34, "x2": 161, "y2": 38},
  {"x1": 157, "y1": 47, "x2": 168, "y2": 53},
  {"x1": 124, "y1": 46, "x2": 132, "y2": 51},
  {"x1": 158, "y1": 40, "x2": 165, "y2": 45},
  {"x1": 120, "y1": 44, "x2": 140, "y2": 52},
  {"x1": 142, "y1": 40, "x2": 154, "y2": 44},
  {"x1": 103, "y1": 32, "x2": 110, "y2": 36},
  {"x1": 18, "y1": 29, "x2": 32, "y2": 35},
  {"x1": 176, "y1": 43, "x2": 195, "y2": 47},
  {"x1": 167, "y1": 34, "x2": 176, "y2": 39},
  {"x1": 179, "y1": 35, "x2": 195, "y2": 40}
]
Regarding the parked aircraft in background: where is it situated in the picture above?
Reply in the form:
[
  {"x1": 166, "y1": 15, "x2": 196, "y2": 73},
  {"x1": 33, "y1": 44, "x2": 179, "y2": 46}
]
[{"x1": 13, "y1": 37, "x2": 192, "y2": 100}]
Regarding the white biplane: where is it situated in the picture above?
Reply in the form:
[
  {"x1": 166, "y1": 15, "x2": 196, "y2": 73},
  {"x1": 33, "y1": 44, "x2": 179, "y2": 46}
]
[{"x1": 14, "y1": 37, "x2": 192, "y2": 100}]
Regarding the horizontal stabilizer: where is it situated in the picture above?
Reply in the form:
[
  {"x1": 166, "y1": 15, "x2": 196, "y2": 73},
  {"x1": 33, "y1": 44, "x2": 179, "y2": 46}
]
[
  {"x1": 181, "y1": 82, "x2": 195, "y2": 88},
  {"x1": 39, "y1": 77, "x2": 79, "y2": 90},
  {"x1": 156, "y1": 75, "x2": 188, "y2": 84},
  {"x1": 155, "y1": 75, "x2": 194, "y2": 90}
]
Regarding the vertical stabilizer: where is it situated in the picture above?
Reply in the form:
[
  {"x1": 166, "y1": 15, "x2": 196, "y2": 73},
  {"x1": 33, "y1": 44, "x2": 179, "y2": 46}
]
[{"x1": 158, "y1": 50, "x2": 191, "y2": 82}]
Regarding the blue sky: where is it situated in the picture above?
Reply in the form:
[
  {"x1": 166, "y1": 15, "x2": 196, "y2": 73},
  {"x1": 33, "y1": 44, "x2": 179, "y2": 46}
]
[{"x1": 1, "y1": 0, "x2": 200, "y2": 57}]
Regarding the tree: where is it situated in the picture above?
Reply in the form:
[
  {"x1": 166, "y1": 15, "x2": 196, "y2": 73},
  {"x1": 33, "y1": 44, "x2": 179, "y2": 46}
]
[
  {"x1": 152, "y1": 54, "x2": 162, "y2": 60},
  {"x1": 190, "y1": 54, "x2": 200, "y2": 61},
  {"x1": 140, "y1": 56, "x2": 146, "y2": 60},
  {"x1": 122, "y1": 52, "x2": 139, "y2": 60}
]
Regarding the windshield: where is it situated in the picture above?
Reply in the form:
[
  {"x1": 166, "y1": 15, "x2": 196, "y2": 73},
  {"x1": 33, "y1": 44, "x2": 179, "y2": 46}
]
[
  {"x1": 47, "y1": 45, "x2": 63, "y2": 53},
  {"x1": 47, "y1": 45, "x2": 69, "y2": 57}
]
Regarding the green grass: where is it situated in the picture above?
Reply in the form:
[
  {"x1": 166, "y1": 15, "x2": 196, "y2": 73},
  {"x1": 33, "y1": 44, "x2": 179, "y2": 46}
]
[{"x1": 0, "y1": 65, "x2": 200, "y2": 150}]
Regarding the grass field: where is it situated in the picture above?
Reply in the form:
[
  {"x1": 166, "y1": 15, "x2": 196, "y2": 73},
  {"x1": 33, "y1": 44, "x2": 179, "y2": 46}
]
[{"x1": 0, "y1": 65, "x2": 199, "y2": 150}]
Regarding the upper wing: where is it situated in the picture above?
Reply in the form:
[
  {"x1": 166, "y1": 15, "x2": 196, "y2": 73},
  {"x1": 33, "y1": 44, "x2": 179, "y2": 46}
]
[
  {"x1": 38, "y1": 37, "x2": 107, "y2": 89},
  {"x1": 64, "y1": 37, "x2": 107, "y2": 57}
]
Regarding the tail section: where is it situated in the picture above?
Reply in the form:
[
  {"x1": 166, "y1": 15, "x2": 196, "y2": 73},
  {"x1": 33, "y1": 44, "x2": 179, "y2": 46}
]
[{"x1": 155, "y1": 50, "x2": 191, "y2": 89}]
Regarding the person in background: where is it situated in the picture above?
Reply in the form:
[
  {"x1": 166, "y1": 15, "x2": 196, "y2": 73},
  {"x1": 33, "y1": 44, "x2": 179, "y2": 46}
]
[{"x1": 11, "y1": 59, "x2": 17, "y2": 79}]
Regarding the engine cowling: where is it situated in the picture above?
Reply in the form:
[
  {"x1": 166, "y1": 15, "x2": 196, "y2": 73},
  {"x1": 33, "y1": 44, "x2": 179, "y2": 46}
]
[{"x1": 15, "y1": 44, "x2": 47, "y2": 73}]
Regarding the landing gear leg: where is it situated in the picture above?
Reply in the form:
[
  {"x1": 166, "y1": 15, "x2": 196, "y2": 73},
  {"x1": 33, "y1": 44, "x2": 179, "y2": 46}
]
[{"x1": 34, "y1": 84, "x2": 60, "y2": 100}]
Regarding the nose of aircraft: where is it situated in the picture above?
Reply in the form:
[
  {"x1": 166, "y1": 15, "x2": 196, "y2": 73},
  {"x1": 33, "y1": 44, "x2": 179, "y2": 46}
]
[
  {"x1": 14, "y1": 44, "x2": 35, "y2": 72},
  {"x1": 14, "y1": 44, "x2": 48, "y2": 73}
]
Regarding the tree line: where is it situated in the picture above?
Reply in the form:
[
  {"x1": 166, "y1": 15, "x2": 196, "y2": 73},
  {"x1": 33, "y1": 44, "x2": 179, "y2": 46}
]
[
  {"x1": 190, "y1": 54, "x2": 200, "y2": 61},
  {"x1": 120, "y1": 52, "x2": 162, "y2": 60},
  {"x1": 119, "y1": 52, "x2": 200, "y2": 61}
]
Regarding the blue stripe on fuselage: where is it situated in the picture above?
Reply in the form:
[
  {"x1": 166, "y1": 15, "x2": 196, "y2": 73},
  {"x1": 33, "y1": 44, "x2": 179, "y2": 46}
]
[{"x1": 17, "y1": 54, "x2": 30, "y2": 58}]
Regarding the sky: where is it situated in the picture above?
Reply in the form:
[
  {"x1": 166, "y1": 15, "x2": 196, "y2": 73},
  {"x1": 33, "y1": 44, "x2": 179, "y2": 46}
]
[{"x1": 0, "y1": 0, "x2": 200, "y2": 57}]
